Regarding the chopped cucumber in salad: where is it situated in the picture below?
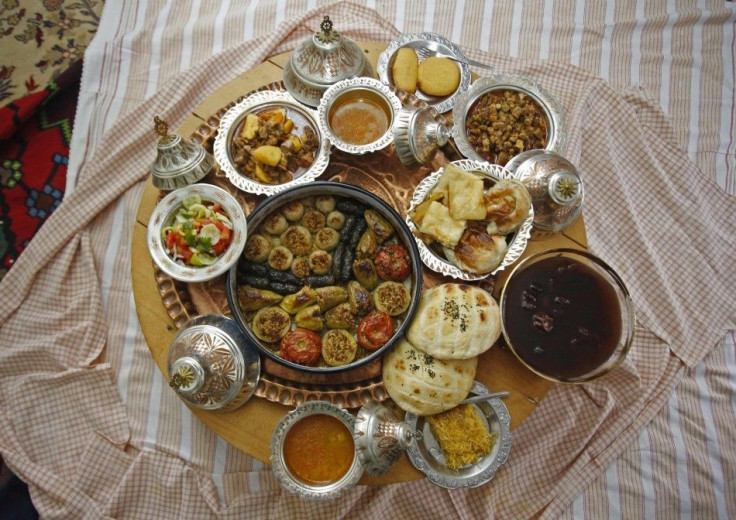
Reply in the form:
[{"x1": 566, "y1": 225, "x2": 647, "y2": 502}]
[{"x1": 162, "y1": 194, "x2": 234, "y2": 267}]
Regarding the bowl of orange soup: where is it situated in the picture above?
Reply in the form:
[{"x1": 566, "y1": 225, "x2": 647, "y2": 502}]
[
  {"x1": 270, "y1": 401, "x2": 363, "y2": 500},
  {"x1": 317, "y1": 77, "x2": 402, "y2": 155}
]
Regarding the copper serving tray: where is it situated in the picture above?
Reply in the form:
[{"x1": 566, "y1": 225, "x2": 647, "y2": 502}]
[{"x1": 153, "y1": 82, "x2": 475, "y2": 408}]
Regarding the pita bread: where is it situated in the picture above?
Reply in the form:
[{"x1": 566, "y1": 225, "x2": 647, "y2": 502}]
[
  {"x1": 406, "y1": 284, "x2": 501, "y2": 359},
  {"x1": 382, "y1": 338, "x2": 476, "y2": 416}
]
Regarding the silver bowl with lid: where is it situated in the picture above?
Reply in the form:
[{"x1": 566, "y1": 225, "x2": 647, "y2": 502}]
[
  {"x1": 166, "y1": 314, "x2": 261, "y2": 412},
  {"x1": 392, "y1": 105, "x2": 451, "y2": 167},
  {"x1": 282, "y1": 16, "x2": 374, "y2": 108},
  {"x1": 271, "y1": 400, "x2": 420, "y2": 500}
]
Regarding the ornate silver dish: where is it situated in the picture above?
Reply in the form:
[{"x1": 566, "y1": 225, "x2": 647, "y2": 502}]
[
  {"x1": 451, "y1": 74, "x2": 566, "y2": 165},
  {"x1": 377, "y1": 32, "x2": 472, "y2": 114},
  {"x1": 317, "y1": 77, "x2": 402, "y2": 155},
  {"x1": 270, "y1": 401, "x2": 364, "y2": 501},
  {"x1": 282, "y1": 16, "x2": 374, "y2": 108},
  {"x1": 147, "y1": 183, "x2": 248, "y2": 283},
  {"x1": 405, "y1": 159, "x2": 533, "y2": 281},
  {"x1": 213, "y1": 90, "x2": 331, "y2": 196},
  {"x1": 404, "y1": 381, "x2": 512, "y2": 489}
]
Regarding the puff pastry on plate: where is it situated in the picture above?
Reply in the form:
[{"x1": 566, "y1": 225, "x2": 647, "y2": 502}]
[{"x1": 406, "y1": 283, "x2": 501, "y2": 359}]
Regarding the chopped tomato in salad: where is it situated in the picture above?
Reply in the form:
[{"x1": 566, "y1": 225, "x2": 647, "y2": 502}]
[{"x1": 161, "y1": 194, "x2": 233, "y2": 267}]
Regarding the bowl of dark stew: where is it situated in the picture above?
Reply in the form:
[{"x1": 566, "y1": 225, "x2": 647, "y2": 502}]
[
  {"x1": 500, "y1": 248, "x2": 635, "y2": 383},
  {"x1": 225, "y1": 182, "x2": 422, "y2": 373}
]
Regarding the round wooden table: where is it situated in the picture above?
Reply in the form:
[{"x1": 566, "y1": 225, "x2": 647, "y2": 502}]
[{"x1": 132, "y1": 42, "x2": 588, "y2": 485}]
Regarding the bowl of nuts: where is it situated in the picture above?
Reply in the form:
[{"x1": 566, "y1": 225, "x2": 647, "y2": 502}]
[
  {"x1": 451, "y1": 74, "x2": 566, "y2": 167},
  {"x1": 213, "y1": 89, "x2": 331, "y2": 196}
]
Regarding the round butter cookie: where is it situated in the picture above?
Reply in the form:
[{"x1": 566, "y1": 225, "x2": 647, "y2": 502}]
[
  {"x1": 406, "y1": 283, "x2": 501, "y2": 359},
  {"x1": 417, "y1": 57, "x2": 460, "y2": 96},
  {"x1": 382, "y1": 338, "x2": 477, "y2": 416}
]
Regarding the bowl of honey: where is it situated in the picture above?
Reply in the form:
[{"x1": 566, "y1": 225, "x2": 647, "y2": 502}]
[
  {"x1": 500, "y1": 248, "x2": 635, "y2": 384},
  {"x1": 317, "y1": 77, "x2": 402, "y2": 155},
  {"x1": 270, "y1": 401, "x2": 364, "y2": 501}
]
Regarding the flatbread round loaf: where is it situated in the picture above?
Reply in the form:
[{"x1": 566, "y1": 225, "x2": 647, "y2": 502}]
[
  {"x1": 382, "y1": 338, "x2": 477, "y2": 416},
  {"x1": 406, "y1": 283, "x2": 501, "y2": 359}
]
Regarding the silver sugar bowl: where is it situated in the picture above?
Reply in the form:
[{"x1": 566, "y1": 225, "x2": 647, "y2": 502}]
[
  {"x1": 151, "y1": 116, "x2": 214, "y2": 191},
  {"x1": 505, "y1": 149, "x2": 584, "y2": 235},
  {"x1": 282, "y1": 16, "x2": 375, "y2": 107},
  {"x1": 167, "y1": 314, "x2": 260, "y2": 412}
]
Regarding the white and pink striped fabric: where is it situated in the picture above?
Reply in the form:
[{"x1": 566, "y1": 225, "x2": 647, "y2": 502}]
[{"x1": 1, "y1": 1, "x2": 735, "y2": 518}]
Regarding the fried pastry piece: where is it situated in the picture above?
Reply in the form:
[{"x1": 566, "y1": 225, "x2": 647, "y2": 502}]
[
  {"x1": 443, "y1": 226, "x2": 508, "y2": 275},
  {"x1": 483, "y1": 179, "x2": 532, "y2": 235}
]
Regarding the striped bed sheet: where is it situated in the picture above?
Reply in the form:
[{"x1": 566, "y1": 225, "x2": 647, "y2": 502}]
[{"x1": 1, "y1": 1, "x2": 733, "y2": 518}]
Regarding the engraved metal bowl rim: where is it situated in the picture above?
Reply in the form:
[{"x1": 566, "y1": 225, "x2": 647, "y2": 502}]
[
  {"x1": 213, "y1": 89, "x2": 331, "y2": 196},
  {"x1": 377, "y1": 31, "x2": 472, "y2": 114},
  {"x1": 270, "y1": 400, "x2": 364, "y2": 501},
  {"x1": 451, "y1": 73, "x2": 567, "y2": 164},
  {"x1": 316, "y1": 77, "x2": 403, "y2": 155},
  {"x1": 404, "y1": 380, "x2": 513, "y2": 489},
  {"x1": 499, "y1": 247, "x2": 636, "y2": 384},
  {"x1": 405, "y1": 159, "x2": 534, "y2": 281},
  {"x1": 146, "y1": 183, "x2": 248, "y2": 283},
  {"x1": 225, "y1": 181, "x2": 424, "y2": 374}
]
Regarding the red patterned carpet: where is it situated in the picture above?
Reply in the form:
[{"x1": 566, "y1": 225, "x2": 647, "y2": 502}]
[
  {"x1": 0, "y1": 59, "x2": 80, "y2": 280},
  {"x1": 0, "y1": 2, "x2": 101, "y2": 283}
]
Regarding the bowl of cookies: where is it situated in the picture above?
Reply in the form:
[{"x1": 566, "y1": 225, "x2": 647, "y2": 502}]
[
  {"x1": 406, "y1": 160, "x2": 533, "y2": 281},
  {"x1": 377, "y1": 32, "x2": 472, "y2": 114},
  {"x1": 225, "y1": 181, "x2": 423, "y2": 373}
]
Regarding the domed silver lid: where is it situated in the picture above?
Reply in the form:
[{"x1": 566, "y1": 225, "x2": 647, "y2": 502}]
[
  {"x1": 506, "y1": 150, "x2": 584, "y2": 233},
  {"x1": 393, "y1": 105, "x2": 450, "y2": 168},
  {"x1": 166, "y1": 314, "x2": 260, "y2": 412},
  {"x1": 151, "y1": 117, "x2": 214, "y2": 191},
  {"x1": 283, "y1": 16, "x2": 374, "y2": 107}
]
